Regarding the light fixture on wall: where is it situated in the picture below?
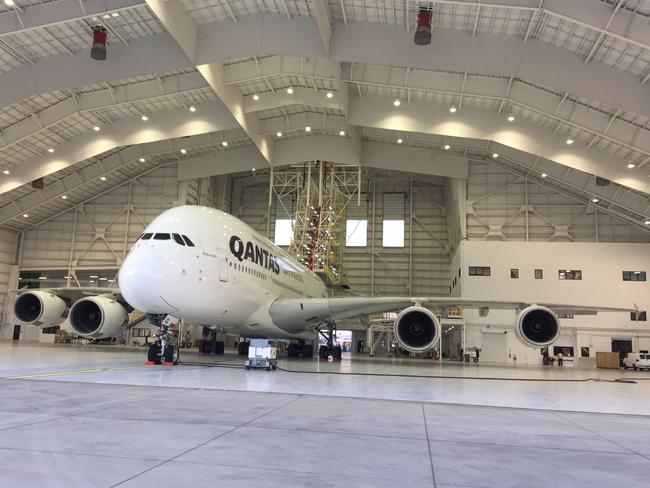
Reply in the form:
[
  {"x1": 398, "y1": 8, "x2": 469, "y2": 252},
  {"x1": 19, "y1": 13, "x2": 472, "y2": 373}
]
[
  {"x1": 449, "y1": 106, "x2": 457, "y2": 113},
  {"x1": 276, "y1": 131, "x2": 283, "y2": 137},
  {"x1": 444, "y1": 144, "x2": 450, "y2": 150},
  {"x1": 396, "y1": 138, "x2": 403, "y2": 144},
  {"x1": 566, "y1": 138, "x2": 574, "y2": 145},
  {"x1": 188, "y1": 105, "x2": 196, "y2": 112},
  {"x1": 140, "y1": 114, "x2": 148, "y2": 121},
  {"x1": 627, "y1": 162, "x2": 636, "y2": 169},
  {"x1": 339, "y1": 130, "x2": 345, "y2": 136},
  {"x1": 252, "y1": 94, "x2": 260, "y2": 101},
  {"x1": 286, "y1": 87, "x2": 294, "y2": 95},
  {"x1": 326, "y1": 92, "x2": 333, "y2": 99},
  {"x1": 393, "y1": 99, "x2": 401, "y2": 107},
  {"x1": 507, "y1": 115, "x2": 515, "y2": 122}
]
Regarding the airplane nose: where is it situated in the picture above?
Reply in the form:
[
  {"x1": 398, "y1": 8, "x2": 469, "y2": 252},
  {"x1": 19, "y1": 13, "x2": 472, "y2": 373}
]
[{"x1": 118, "y1": 249, "x2": 174, "y2": 314}]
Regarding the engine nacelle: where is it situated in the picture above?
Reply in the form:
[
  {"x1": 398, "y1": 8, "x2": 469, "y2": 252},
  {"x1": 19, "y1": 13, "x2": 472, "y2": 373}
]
[
  {"x1": 394, "y1": 306, "x2": 440, "y2": 354},
  {"x1": 14, "y1": 291, "x2": 68, "y2": 327},
  {"x1": 69, "y1": 296, "x2": 128, "y2": 339},
  {"x1": 514, "y1": 305, "x2": 561, "y2": 348}
]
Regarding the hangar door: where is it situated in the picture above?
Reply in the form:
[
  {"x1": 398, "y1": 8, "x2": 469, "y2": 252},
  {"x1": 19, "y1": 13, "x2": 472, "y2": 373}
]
[{"x1": 480, "y1": 331, "x2": 507, "y2": 363}]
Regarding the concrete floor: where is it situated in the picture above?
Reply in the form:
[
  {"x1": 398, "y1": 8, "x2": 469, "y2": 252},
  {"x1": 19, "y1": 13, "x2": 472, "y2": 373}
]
[{"x1": 2, "y1": 342, "x2": 650, "y2": 487}]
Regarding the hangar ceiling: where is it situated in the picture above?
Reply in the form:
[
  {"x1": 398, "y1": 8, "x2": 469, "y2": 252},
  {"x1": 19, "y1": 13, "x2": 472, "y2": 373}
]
[{"x1": 0, "y1": 0, "x2": 648, "y2": 231}]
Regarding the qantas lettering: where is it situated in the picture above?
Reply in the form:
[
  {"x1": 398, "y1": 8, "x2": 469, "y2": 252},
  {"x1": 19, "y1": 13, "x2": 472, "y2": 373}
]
[{"x1": 229, "y1": 235, "x2": 280, "y2": 274}]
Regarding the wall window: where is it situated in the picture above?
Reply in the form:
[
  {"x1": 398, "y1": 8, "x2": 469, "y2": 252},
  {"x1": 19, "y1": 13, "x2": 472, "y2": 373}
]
[
  {"x1": 510, "y1": 269, "x2": 519, "y2": 279},
  {"x1": 274, "y1": 219, "x2": 294, "y2": 246},
  {"x1": 558, "y1": 270, "x2": 582, "y2": 280},
  {"x1": 382, "y1": 193, "x2": 405, "y2": 247},
  {"x1": 631, "y1": 311, "x2": 647, "y2": 322},
  {"x1": 623, "y1": 271, "x2": 646, "y2": 282},
  {"x1": 469, "y1": 266, "x2": 491, "y2": 276},
  {"x1": 534, "y1": 269, "x2": 543, "y2": 279},
  {"x1": 345, "y1": 220, "x2": 368, "y2": 247}
]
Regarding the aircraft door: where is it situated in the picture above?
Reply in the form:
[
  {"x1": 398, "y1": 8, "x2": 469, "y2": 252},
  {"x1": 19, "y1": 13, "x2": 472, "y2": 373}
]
[{"x1": 219, "y1": 254, "x2": 229, "y2": 282}]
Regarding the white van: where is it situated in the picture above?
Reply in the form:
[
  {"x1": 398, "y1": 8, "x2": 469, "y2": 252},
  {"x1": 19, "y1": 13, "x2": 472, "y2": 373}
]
[{"x1": 622, "y1": 352, "x2": 650, "y2": 370}]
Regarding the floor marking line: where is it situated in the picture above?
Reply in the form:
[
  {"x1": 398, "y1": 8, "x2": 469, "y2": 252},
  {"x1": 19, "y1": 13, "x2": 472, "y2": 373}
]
[{"x1": 7, "y1": 365, "x2": 147, "y2": 379}]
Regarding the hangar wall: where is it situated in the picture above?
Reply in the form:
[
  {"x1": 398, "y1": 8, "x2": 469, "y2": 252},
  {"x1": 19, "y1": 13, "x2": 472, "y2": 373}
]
[
  {"x1": 228, "y1": 170, "x2": 451, "y2": 298},
  {"x1": 456, "y1": 240, "x2": 650, "y2": 365},
  {"x1": 466, "y1": 161, "x2": 650, "y2": 243},
  {"x1": 0, "y1": 229, "x2": 18, "y2": 328}
]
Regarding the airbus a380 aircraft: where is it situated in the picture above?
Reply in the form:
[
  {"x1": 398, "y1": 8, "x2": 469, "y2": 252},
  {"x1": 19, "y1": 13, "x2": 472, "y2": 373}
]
[{"x1": 13, "y1": 205, "x2": 636, "y2": 362}]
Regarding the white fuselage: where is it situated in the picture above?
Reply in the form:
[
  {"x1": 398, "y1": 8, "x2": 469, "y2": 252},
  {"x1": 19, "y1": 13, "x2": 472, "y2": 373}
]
[{"x1": 118, "y1": 206, "x2": 327, "y2": 339}]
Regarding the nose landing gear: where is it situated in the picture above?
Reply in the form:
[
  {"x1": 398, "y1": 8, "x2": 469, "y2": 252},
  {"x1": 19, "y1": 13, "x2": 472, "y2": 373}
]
[{"x1": 145, "y1": 314, "x2": 180, "y2": 366}]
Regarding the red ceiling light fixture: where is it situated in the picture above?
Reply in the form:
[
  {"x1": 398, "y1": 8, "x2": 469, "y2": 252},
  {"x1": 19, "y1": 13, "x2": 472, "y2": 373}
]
[
  {"x1": 91, "y1": 26, "x2": 108, "y2": 61},
  {"x1": 414, "y1": 8, "x2": 433, "y2": 46}
]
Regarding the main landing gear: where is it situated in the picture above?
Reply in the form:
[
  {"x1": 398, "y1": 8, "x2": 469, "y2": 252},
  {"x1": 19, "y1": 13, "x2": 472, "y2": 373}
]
[
  {"x1": 318, "y1": 320, "x2": 342, "y2": 361},
  {"x1": 145, "y1": 314, "x2": 179, "y2": 366}
]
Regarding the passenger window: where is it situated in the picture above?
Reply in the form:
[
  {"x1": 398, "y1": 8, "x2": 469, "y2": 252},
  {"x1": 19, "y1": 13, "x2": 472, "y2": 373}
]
[
  {"x1": 182, "y1": 235, "x2": 195, "y2": 247},
  {"x1": 172, "y1": 234, "x2": 185, "y2": 246},
  {"x1": 153, "y1": 233, "x2": 171, "y2": 240},
  {"x1": 141, "y1": 233, "x2": 153, "y2": 240}
]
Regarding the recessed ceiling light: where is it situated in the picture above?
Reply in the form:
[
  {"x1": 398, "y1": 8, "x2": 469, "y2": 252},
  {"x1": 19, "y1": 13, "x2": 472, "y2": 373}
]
[
  {"x1": 22, "y1": 214, "x2": 28, "y2": 218},
  {"x1": 339, "y1": 130, "x2": 345, "y2": 136},
  {"x1": 38, "y1": 276, "x2": 47, "y2": 280},
  {"x1": 180, "y1": 149, "x2": 187, "y2": 154},
  {"x1": 2, "y1": 169, "x2": 9, "y2": 175},
  {"x1": 492, "y1": 153, "x2": 499, "y2": 158},
  {"x1": 541, "y1": 173, "x2": 548, "y2": 178},
  {"x1": 89, "y1": 280, "x2": 95, "y2": 283},
  {"x1": 221, "y1": 141, "x2": 229, "y2": 147},
  {"x1": 99, "y1": 176, "x2": 107, "y2": 181},
  {"x1": 566, "y1": 138, "x2": 574, "y2": 145},
  {"x1": 645, "y1": 219, "x2": 650, "y2": 225},
  {"x1": 93, "y1": 126, "x2": 100, "y2": 131},
  {"x1": 47, "y1": 148, "x2": 54, "y2": 153},
  {"x1": 326, "y1": 92, "x2": 333, "y2": 99},
  {"x1": 4, "y1": 0, "x2": 15, "y2": 7},
  {"x1": 286, "y1": 87, "x2": 294, "y2": 95},
  {"x1": 141, "y1": 115, "x2": 148, "y2": 121},
  {"x1": 305, "y1": 126, "x2": 311, "y2": 132},
  {"x1": 393, "y1": 99, "x2": 401, "y2": 107},
  {"x1": 591, "y1": 198, "x2": 599, "y2": 203},
  {"x1": 102, "y1": 14, "x2": 110, "y2": 19},
  {"x1": 139, "y1": 157, "x2": 146, "y2": 162},
  {"x1": 252, "y1": 168, "x2": 256, "y2": 172},
  {"x1": 188, "y1": 105, "x2": 196, "y2": 112},
  {"x1": 89, "y1": 275, "x2": 98, "y2": 278},
  {"x1": 443, "y1": 144, "x2": 450, "y2": 150},
  {"x1": 507, "y1": 115, "x2": 515, "y2": 122},
  {"x1": 61, "y1": 195, "x2": 67, "y2": 200},
  {"x1": 397, "y1": 138, "x2": 403, "y2": 144},
  {"x1": 627, "y1": 163, "x2": 636, "y2": 169},
  {"x1": 111, "y1": 12, "x2": 119, "y2": 17},
  {"x1": 99, "y1": 277, "x2": 108, "y2": 281},
  {"x1": 276, "y1": 131, "x2": 283, "y2": 137},
  {"x1": 449, "y1": 106, "x2": 457, "y2": 113},
  {"x1": 252, "y1": 94, "x2": 260, "y2": 101}
]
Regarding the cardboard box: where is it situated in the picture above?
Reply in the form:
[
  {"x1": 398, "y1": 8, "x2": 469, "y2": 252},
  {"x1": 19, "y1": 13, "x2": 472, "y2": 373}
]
[{"x1": 596, "y1": 352, "x2": 620, "y2": 369}]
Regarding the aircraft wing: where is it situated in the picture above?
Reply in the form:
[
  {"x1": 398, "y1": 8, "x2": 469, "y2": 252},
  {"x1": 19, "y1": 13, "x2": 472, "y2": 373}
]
[
  {"x1": 268, "y1": 296, "x2": 638, "y2": 333},
  {"x1": 15, "y1": 287, "x2": 121, "y2": 302}
]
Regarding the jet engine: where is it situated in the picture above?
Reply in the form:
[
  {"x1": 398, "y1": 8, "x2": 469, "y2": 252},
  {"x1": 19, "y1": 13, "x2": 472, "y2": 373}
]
[
  {"x1": 69, "y1": 296, "x2": 128, "y2": 339},
  {"x1": 514, "y1": 305, "x2": 561, "y2": 348},
  {"x1": 14, "y1": 291, "x2": 68, "y2": 327},
  {"x1": 394, "y1": 306, "x2": 440, "y2": 353}
]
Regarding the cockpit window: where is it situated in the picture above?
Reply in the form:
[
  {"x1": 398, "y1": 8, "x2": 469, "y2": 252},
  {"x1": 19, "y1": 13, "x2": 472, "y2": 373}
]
[
  {"x1": 172, "y1": 234, "x2": 185, "y2": 246},
  {"x1": 182, "y1": 235, "x2": 195, "y2": 247},
  {"x1": 153, "y1": 233, "x2": 171, "y2": 240},
  {"x1": 140, "y1": 233, "x2": 153, "y2": 240}
]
